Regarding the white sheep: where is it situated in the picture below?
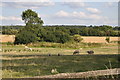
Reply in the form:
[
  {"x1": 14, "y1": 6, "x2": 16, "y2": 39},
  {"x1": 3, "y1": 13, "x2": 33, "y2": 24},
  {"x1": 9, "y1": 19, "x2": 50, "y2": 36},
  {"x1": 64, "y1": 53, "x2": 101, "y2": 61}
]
[
  {"x1": 51, "y1": 68, "x2": 58, "y2": 74},
  {"x1": 29, "y1": 48, "x2": 32, "y2": 51},
  {"x1": 24, "y1": 46, "x2": 32, "y2": 51},
  {"x1": 80, "y1": 48, "x2": 83, "y2": 50},
  {"x1": 25, "y1": 46, "x2": 29, "y2": 49},
  {"x1": 0, "y1": 49, "x2": 2, "y2": 52}
]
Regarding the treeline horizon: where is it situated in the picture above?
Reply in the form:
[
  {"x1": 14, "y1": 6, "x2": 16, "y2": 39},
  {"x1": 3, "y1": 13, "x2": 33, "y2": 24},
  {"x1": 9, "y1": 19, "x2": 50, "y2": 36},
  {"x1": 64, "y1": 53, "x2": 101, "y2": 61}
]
[{"x1": 1, "y1": 25, "x2": 119, "y2": 37}]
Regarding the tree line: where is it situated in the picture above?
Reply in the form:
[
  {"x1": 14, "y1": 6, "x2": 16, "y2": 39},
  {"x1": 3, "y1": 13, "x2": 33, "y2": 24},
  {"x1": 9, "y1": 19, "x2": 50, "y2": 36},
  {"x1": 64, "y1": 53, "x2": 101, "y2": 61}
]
[{"x1": 1, "y1": 25, "x2": 119, "y2": 36}]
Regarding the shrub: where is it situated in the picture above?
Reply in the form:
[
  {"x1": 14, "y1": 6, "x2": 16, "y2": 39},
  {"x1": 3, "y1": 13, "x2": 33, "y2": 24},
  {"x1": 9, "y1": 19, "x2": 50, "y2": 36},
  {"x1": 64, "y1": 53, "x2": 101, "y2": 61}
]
[
  {"x1": 72, "y1": 34, "x2": 83, "y2": 43},
  {"x1": 54, "y1": 31, "x2": 71, "y2": 43},
  {"x1": 14, "y1": 30, "x2": 38, "y2": 44},
  {"x1": 105, "y1": 37, "x2": 110, "y2": 43}
]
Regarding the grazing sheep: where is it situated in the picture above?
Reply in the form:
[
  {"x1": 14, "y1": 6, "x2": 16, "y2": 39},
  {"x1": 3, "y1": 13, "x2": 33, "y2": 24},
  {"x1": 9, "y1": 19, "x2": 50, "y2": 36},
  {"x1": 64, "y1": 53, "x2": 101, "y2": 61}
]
[
  {"x1": 29, "y1": 48, "x2": 32, "y2": 51},
  {"x1": 24, "y1": 46, "x2": 32, "y2": 51},
  {"x1": 87, "y1": 50, "x2": 94, "y2": 54},
  {"x1": 57, "y1": 53, "x2": 60, "y2": 56},
  {"x1": 80, "y1": 48, "x2": 83, "y2": 50},
  {"x1": 25, "y1": 46, "x2": 28, "y2": 49},
  {"x1": 48, "y1": 54, "x2": 51, "y2": 56},
  {"x1": 51, "y1": 68, "x2": 58, "y2": 74},
  {"x1": 73, "y1": 50, "x2": 80, "y2": 55},
  {"x1": 0, "y1": 49, "x2": 2, "y2": 52}
]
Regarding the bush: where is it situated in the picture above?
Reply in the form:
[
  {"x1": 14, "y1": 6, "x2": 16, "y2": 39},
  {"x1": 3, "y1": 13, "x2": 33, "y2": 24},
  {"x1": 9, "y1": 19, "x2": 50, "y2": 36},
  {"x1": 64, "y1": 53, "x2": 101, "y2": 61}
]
[
  {"x1": 105, "y1": 37, "x2": 110, "y2": 43},
  {"x1": 2, "y1": 29, "x2": 18, "y2": 35},
  {"x1": 38, "y1": 31, "x2": 71, "y2": 43},
  {"x1": 54, "y1": 31, "x2": 71, "y2": 43},
  {"x1": 14, "y1": 30, "x2": 38, "y2": 44},
  {"x1": 72, "y1": 34, "x2": 83, "y2": 43}
]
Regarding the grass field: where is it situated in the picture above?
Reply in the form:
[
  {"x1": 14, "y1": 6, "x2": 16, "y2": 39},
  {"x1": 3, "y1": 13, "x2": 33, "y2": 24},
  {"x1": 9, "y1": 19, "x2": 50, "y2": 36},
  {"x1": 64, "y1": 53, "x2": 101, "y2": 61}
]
[
  {"x1": 1, "y1": 37, "x2": 119, "y2": 78},
  {"x1": 1, "y1": 44, "x2": 118, "y2": 55},
  {"x1": 2, "y1": 54, "x2": 119, "y2": 78}
]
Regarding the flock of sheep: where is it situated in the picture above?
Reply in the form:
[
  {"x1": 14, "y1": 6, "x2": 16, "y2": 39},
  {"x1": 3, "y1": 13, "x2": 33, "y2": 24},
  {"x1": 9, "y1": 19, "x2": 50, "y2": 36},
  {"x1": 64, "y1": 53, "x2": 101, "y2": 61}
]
[{"x1": 1, "y1": 45, "x2": 94, "y2": 55}]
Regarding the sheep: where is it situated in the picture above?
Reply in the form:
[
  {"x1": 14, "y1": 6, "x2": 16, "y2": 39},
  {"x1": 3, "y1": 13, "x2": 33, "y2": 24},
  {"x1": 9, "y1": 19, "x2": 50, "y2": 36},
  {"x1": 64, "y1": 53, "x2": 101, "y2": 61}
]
[
  {"x1": 87, "y1": 50, "x2": 94, "y2": 54},
  {"x1": 73, "y1": 50, "x2": 80, "y2": 55},
  {"x1": 25, "y1": 46, "x2": 28, "y2": 49},
  {"x1": 51, "y1": 68, "x2": 58, "y2": 74},
  {"x1": 48, "y1": 54, "x2": 51, "y2": 56},
  {"x1": 57, "y1": 53, "x2": 61, "y2": 56},
  {"x1": 0, "y1": 49, "x2": 2, "y2": 52},
  {"x1": 24, "y1": 46, "x2": 32, "y2": 51},
  {"x1": 29, "y1": 48, "x2": 32, "y2": 51}
]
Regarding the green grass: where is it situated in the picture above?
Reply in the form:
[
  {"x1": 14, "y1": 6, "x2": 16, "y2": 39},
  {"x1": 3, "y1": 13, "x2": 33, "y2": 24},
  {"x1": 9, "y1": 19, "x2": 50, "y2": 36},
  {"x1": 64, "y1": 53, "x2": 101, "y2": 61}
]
[
  {"x1": 2, "y1": 43, "x2": 118, "y2": 55},
  {"x1": 2, "y1": 54, "x2": 119, "y2": 78},
  {"x1": 1, "y1": 43, "x2": 119, "y2": 78}
]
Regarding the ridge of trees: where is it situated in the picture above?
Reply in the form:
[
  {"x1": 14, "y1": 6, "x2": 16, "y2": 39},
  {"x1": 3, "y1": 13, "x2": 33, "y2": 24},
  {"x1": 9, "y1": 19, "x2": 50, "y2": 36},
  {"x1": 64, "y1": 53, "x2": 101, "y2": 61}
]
[{"x1": 2, "y1": 25, "x2": 119, "y2": 36}]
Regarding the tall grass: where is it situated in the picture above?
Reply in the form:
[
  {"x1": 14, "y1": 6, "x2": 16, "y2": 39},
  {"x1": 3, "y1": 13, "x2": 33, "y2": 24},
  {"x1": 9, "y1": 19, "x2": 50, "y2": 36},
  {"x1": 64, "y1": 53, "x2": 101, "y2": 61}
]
[{"x1": 28, "y1": 42, "x2": 106, "y2": 49}]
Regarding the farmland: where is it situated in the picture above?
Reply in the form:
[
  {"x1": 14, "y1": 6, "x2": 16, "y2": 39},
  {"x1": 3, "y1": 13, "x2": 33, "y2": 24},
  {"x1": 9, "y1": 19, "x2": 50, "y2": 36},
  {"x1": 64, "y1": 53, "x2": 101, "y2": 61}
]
[
  {"x1": 1, "y1": 35, "x2": 119, "y2": 78},
  {"x1": 2, "y1": 54, "x2": 120, "y2": 78},
  {"x1": 1, "y1": 42, "x2": 119, "y2": 78}
]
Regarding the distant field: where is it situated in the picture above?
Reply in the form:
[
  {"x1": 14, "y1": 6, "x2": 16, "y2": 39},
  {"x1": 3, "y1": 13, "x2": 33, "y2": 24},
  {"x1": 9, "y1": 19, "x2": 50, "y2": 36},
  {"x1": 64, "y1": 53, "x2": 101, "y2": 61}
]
[
  {"x1": 0, "y1": 35, "x2": 15, "y2": 43},
  {"x1": 0, "y1": 35, "x2": 119, "y2": 43},
  {"x1": 82, "y1": 36, "x2": 118, "y2": 43}
]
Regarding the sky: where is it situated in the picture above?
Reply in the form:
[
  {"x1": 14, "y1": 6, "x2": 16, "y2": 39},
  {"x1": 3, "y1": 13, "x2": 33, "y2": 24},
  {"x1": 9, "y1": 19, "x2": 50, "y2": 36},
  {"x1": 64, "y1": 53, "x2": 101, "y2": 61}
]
[{"x1": 0, "y1": 0, "x2": 119, "y2": 26}]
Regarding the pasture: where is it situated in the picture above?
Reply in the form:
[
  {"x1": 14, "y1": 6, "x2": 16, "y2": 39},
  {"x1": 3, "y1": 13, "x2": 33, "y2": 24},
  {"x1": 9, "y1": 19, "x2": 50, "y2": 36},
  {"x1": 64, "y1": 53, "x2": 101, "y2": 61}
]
[
  {"x1": 2, "y1": 54, "x2": 119, "y2": 78},
  {"x1": 1, "y1": 36, "x2": 119, "y2": 78},
  {"x1": 1, "y1": 43, "x2": 119, "y2": 78},
  {"x1": 1, "y1": 44, "x2": 118, "y2": 55}
]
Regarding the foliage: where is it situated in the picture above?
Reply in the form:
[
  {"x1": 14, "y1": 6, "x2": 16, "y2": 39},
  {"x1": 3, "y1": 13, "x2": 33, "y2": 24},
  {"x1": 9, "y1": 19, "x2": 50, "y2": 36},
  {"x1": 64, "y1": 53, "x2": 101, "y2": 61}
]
[
  {"x1": 14, "y1": 9, "x2": 44, "y2": 44},
  {"x1": 1, "y1": 25, "x2": 119, "y2": 36},
  {"x1": 72, "y1": 34, "x2": 83, "y2": 43},
  {"x1": 2, "y1": 29, "x2": 18, "y2": 35},
  {"x1": 14, "y1": 30, "x2": 38, "y2": 44},
  {"x1": 22, "y1": 9, "x2": 43, "y2": 26}
]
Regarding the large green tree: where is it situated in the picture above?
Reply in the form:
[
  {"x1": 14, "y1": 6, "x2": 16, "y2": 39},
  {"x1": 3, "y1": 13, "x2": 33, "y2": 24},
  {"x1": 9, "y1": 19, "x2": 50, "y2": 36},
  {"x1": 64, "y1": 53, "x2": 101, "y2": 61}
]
[
  {"x1": 14, "y1": 9, "x2": 44, "y2": 44},
  {"x1": 22, "y1": 9, "x2": 43, "y2": 26}
]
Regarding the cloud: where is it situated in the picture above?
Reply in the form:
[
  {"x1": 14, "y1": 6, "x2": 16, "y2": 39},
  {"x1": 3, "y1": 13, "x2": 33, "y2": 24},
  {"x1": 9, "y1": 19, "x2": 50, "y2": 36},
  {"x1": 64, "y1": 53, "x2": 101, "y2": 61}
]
[
  {"x1": 2, "y1": 0, "x2": 53, "y2": 2},
  {"x1": 62, "y1": 2, "x2": 85, "y2": 8},
  {"x1": 2, "y1": 1, "x2": 55, "y2": 9},
  {"x1": 56, "y1": 10, "x2": 69, "y2": 17},
  {"x1": 86, "y1": 8, "x2": 101, "y2": 14},
  {"x1": 0, "y1": 16, "x2": 22, "y2": 21},
  {"x1": 55, "y1": 10, "x2": 102, "y2": 20}
]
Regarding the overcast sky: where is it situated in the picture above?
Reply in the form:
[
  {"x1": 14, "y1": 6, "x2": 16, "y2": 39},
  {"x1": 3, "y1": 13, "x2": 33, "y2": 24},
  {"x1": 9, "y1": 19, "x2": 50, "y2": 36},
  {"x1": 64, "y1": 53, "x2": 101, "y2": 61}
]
[{"x1": 0, "y1": 0, "x2": 119, "y2": 26}]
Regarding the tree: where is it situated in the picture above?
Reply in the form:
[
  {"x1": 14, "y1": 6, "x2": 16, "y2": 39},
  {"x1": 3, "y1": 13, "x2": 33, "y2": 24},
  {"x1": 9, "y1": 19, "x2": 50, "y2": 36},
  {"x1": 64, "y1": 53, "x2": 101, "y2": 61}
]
[
  {"x1": 73, "y1": 34, "x2": 83, "y2": 43},
  {"x1": 22, "y1": 9, "x2": 43, "y2": 26},
  {"x1": 14, "y1": 30, "x2": 38, "y2": 44}
]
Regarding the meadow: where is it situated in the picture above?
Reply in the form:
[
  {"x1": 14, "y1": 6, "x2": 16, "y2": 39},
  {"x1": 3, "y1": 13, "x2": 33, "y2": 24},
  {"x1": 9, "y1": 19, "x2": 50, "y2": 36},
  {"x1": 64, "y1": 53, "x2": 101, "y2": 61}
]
[
  {"x1": 1, "y1": 35, "x2": 119, "y2": 79},
  {"x1": 1, "y1": 42, "x2": 119, "y2": 78},
  {"x1": 2, "y1": 54, "x2": 119, "y2": 78}
]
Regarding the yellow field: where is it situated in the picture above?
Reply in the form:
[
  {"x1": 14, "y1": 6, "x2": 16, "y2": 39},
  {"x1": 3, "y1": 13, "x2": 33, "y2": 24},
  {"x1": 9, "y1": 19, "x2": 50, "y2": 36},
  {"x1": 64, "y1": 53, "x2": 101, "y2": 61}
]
[
  {"x1": 82, "y1": 36, "x2": 119, "y2": 43},
  {"x1": 0, "y1": 35, "x2": 119, "y2": 43},
  {"x1": 0, "y1": 35, "x2": 15, "y2": 43}
]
